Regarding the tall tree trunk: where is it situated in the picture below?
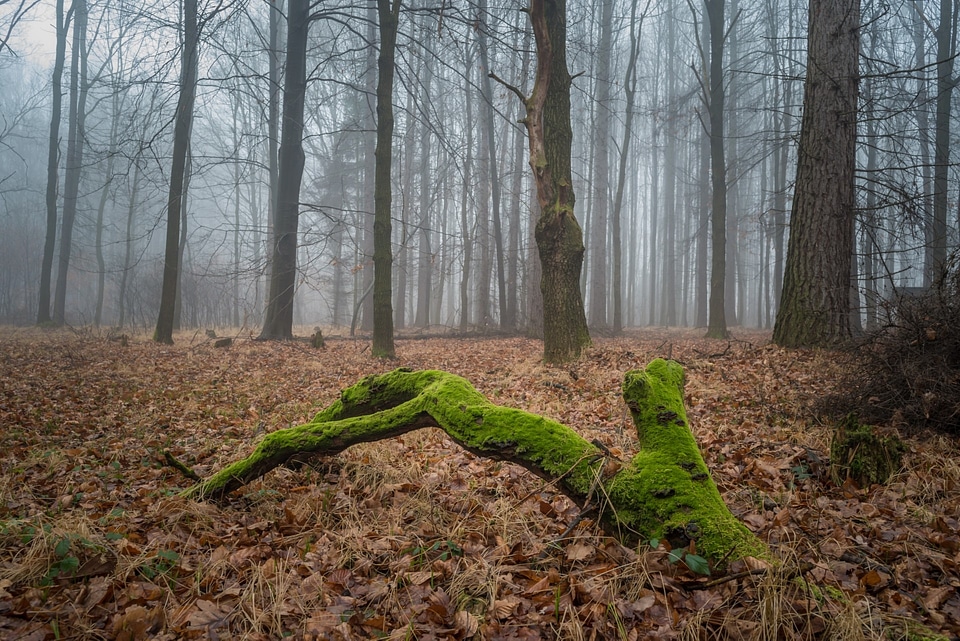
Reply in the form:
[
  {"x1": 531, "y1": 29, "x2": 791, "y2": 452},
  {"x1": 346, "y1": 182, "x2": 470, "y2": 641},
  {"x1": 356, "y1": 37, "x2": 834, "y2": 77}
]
[
  {"x1": 773, "y1": 0, "x2": 859, "y2": 347},
  {"x1": 360, "y1": 2, "x2": 377, "y2": 333},
  {"x1": 912, "y1": 2, "x2": 933, "y2": 288},
  {"x1": 93, "y1": 144, "x2": 116, "y2": 329},
  {"x1": 694, "y1": 45, "x2": 710, "y2": 330},
  {"x1": 519, "y1": 0, "x2": 590, "y2": 363},
  {"x1": 173, "y1": 148, "x2": 191, "y2": 331},
  {"x1": 460, "y1": 54, "x2": 475, "y2": 331},
  {"x1": 588, "y1": 0, "x2": 613, "y2": 329},
  {"x1": 611, "y1": 0, "x2": 644, "y2": 333},
  {"x1": 154, "y1": 0, "x2": 198, "y2": 343},
  {"x1": 118, "y1": 163, "x2": 141, "y2": 330},
  {"x1": 259, "y1": 0, "x2": 309, "y2": 340},
  {"x1": 38, "y1": 0, "x2": 68, "y2": 326},
  {"x1": 930, "y1": 0, "x2": 956, "y2": 280},
  {"x1": 53, "y1": 0, "x2": 87, "y2": 326},
  {"x1": 414, "y1": 25, "x2": 433, "y2": 329},
  {"x1": 265, "y1": 0, "x2": 282, "y2": 299},
  {"x1": 478, "y1": 4, "x2": 508, "y2": 330},
  {"x1": 705, "y1": 0, "x2": 728, "y2": 339},
  {"x1": 372, "y1": 0, "x2": 401, "y2": 358}
]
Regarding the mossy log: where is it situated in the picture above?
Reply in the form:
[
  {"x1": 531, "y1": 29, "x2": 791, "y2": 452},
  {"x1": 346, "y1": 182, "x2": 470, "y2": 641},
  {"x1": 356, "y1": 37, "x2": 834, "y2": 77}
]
[{"x1": 183, "y1": 359, "x2": 768, "y2": 565}]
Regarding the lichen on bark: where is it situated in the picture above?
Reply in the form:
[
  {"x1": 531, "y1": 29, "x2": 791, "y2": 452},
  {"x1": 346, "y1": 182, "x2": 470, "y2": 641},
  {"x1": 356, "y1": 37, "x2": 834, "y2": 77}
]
[{"x1": 183, "y1": 360, "x2": 769, "y2": 566}]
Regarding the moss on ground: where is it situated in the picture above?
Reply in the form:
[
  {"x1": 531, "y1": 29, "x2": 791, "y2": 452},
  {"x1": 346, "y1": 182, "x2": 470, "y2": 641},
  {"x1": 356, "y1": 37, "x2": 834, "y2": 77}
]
[{"x1": 830, "y1": 414, "x2": 904, "y2": 487}]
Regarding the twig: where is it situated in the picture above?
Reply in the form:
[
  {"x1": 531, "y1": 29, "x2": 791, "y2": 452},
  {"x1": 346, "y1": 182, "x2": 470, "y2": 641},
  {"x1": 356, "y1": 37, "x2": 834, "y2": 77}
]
[{"x1": 163, "y1": 451, "x2": 201, "y2": 482}]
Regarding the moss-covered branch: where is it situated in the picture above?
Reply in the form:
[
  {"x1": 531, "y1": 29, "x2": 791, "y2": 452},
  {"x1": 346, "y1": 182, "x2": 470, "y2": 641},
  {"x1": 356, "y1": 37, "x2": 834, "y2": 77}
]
[{"x1": 183, "y1": 360, "x2": 768, "y2": 565}]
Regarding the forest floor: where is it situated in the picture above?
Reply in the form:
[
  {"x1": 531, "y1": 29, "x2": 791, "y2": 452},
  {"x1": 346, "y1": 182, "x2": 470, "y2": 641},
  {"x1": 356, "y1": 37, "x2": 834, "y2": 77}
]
[{"x1": 0, "y1": 326, "x2": 958, "y2": 641}]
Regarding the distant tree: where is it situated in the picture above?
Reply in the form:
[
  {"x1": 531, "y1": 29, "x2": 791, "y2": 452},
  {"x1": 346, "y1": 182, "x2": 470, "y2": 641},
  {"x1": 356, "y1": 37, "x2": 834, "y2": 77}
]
[
  {"x1": 0, "y1": 0, "x2": 39, "y2": 56},
  {"x1": 773, "y1": 0, "x2": 860, "y2": 347}
]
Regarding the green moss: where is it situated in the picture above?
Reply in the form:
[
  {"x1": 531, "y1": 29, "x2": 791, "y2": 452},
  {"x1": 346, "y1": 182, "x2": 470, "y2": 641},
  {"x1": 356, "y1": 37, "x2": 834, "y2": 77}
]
[
  {"x1": 184, "y1": 362, "x2": 771, "y2": 566},
  {"x1": 897, "y1": 620, "x2": 951, "y2": 641},
  {"x1": 615, "y1": 359, "x2": 770, "y2": 563},
  {"x1": 830, "y1": 414, "x2": 904, "y2": 487}
]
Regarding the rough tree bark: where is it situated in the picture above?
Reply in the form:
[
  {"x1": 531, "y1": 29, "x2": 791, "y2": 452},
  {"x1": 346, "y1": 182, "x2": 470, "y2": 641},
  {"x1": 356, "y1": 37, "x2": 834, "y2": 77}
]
[
  {"x1": 773, "y1": 0, "x2": 859, "y2": 347},
  {"x1": 183, "y1": 360, "x2": 768, "y2": 565},
  {"x1": 495, "y1": 0, "x2": 589, "y2": 363}
]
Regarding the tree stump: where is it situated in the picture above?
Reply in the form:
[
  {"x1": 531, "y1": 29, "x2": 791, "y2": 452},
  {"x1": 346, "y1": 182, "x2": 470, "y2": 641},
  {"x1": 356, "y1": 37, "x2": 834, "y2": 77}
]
[{"x1": 183, "y1": 359, "x2": 769, "y2": 566}]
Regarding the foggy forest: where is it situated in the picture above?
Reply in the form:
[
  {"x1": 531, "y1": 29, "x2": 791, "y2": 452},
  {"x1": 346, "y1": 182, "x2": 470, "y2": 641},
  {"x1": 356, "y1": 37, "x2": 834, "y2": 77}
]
[
  {"x1": 1, "y1": 0, "x2": 953, "y2": 341},
  {"x1": 2, "y1": 0, "x2": 960, "y2": 639}
]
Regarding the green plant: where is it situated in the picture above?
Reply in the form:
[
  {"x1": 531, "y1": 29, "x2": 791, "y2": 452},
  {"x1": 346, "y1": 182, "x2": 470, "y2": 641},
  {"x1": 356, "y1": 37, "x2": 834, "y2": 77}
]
[
  {"x1": 404, "y1": 539, "x2": 463, "y2": 568},
  {"x1": 138, "y1": 549, "x2": 180, "y2": 582},
  {"x1": 650, "y1": 538, "x2": 710, "y2": 576}
]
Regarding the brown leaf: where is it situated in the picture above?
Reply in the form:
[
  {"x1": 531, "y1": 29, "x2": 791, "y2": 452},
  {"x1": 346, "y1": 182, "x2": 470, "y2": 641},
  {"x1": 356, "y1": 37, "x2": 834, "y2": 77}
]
[
  {"x1": 454, "y1": 610, "x2": 479, "y2": 637},
  {"x1": 564, "y1": 542, "x2": 594, "y2": 561}
]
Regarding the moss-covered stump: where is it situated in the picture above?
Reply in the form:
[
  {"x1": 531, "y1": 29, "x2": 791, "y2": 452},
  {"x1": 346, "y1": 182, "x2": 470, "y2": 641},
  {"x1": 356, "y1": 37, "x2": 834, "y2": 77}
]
[
  {"x1": 182, "y1": 359, "x2": 769, "y2": 566},
  {"x1": 830, "y1": 414, "x2": 905, "y2": 487}
]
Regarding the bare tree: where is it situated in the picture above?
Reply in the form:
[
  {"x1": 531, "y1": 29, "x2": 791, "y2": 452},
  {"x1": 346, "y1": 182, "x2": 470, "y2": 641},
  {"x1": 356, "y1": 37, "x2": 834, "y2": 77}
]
[
  {"x1": 52, "y1": 0, "x2": 87, "y2": 326},
  {"x1": 37, "y1": 0, "x2": 69, "y2": 325},
  {"x1": 154, "y1": 0, "x2": 199, "y2": 343}
]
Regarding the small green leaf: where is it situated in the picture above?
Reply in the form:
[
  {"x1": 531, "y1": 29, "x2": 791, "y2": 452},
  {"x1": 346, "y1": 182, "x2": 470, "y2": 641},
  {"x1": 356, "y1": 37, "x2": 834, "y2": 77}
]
[
  {"x1": 649, "y1": 538, "x2": 660, "y2": 549},
  {"x1": 667, "y1": 549, "x2": 684, "y2": 565},
  {"x1": 58, "y1": 555, "x2": 80, "y2": 575},
  {"x1": 683, "y1": 554, "x2": 711, "y2": 576},
  {"x1": 54, "y1": 537, "x2": 71, "y2": 558}
]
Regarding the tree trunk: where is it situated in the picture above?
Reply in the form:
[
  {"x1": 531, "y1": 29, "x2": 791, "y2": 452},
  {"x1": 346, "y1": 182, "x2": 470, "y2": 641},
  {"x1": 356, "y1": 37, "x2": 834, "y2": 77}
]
[
  {"x1": 259, "y1": 0, "x2": 308, "y2": 340},
  {"x1": 524, "y1": 0, "x2": 590, "y2": 363},
  {"x1": 38, "y1": 0, "x2": 67, "y2": 326},
  {"x1": 414, "y1": 27, "x2": 433, "y2": 329},
  {"x1": 773, "y1": 0, "x2": 859, "y2": 348},
  {"x1": 930, "y1": 0, "x2": 956, "y2": 281},
  {"x1": 477, "y1": 3, "x2": 508, "y2": 330},
  {"x1": 53, "y1": 0, "x2": 87, "y2": 326},
  {"x1": 588, "y1": 0, "x2": 613, "y2": 330},
  {"x1": 154, "y1": 0, "x2": 198, "y2": 344},
  {"x1": 612, "y1": 0, "x2": 646, "y2": 334},
  {"x1": 372, "y1": 0, "x2": 400, "y2": 358},
  {"x1": 183, "y1": 360, "x2": 769, "y2": 566},
  {"x1": 265, "y1": 0, "x2": 282, "y2": 301},
  {"x1": 118, "y1": 163, "x2": 141, "y2": 330},
  {"x1": 705, "y1": 0, "x2": 729, "y2": 339}
]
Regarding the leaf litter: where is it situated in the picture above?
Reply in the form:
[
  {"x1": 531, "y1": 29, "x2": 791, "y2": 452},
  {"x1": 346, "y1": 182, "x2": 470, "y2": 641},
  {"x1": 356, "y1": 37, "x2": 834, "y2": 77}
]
[{"x1": 0, "y1": 326, "x2": 957, "y2": 640}]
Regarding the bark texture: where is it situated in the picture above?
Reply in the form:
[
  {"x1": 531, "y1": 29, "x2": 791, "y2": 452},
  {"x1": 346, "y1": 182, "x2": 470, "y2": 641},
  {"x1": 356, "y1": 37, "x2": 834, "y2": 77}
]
[
  {"x1": 183, "y1": 360, "x2": 767, "y2": 565},
  {"x1": 773, "y1": 0, "x2": 859, "y2": 347},
  {"x1": 525, "y1": 0, "x2": 590, "y2": 363}
]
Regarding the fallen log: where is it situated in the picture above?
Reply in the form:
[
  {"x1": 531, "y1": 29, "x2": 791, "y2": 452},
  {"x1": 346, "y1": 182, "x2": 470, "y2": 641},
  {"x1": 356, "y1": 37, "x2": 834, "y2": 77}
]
[{"x1": 182, "y1": 358, "x2": 768, "y2": 566}]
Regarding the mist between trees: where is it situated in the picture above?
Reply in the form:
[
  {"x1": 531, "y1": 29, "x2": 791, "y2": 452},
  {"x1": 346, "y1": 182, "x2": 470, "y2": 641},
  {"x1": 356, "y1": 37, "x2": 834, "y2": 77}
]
[{"x1": 0, "y1": 0, "x2": 955, "y2": 343}]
